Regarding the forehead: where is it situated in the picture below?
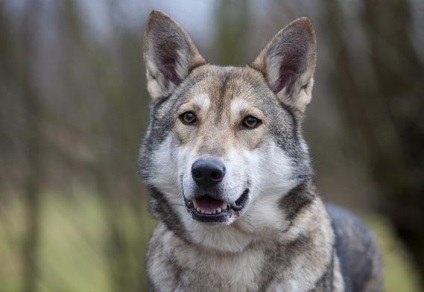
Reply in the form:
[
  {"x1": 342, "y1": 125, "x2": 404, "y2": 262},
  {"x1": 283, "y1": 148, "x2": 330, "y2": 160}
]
[{"x1": 181, "y1": 66, "x2": 272, "y2": 107}]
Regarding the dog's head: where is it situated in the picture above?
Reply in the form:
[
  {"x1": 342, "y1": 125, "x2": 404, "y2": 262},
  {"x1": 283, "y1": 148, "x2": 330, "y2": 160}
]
[{"x1": 140, "y1": 10, "x2": 316, "y2": 251}]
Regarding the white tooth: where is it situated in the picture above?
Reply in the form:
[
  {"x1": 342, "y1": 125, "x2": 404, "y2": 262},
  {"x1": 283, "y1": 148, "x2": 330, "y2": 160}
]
[
  {"x1": 216, "y1": 208, "x2": 221, "y2": 213},
  {"x1": 221, "y1": 202, "x2": 227, "y2": 210}
]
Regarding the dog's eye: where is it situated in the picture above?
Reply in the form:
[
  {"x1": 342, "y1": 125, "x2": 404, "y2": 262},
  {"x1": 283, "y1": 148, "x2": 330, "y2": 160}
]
[
  {"x1": 179, "y1": 111, "x2": 197, "y2": 125},
  {"x1": 241, "y1": 115, "x2": 262, "y2": 129}
]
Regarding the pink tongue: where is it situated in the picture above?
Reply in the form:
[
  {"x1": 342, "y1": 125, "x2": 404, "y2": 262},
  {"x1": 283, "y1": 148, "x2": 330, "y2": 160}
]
[{"x1": 195, "y1": 197, "x2": 223, "y2": 212}]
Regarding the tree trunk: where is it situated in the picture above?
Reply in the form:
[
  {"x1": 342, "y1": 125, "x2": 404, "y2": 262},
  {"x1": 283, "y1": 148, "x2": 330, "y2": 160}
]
[
  {"x1": 362, "y1": 0, "x2": 424, "y2": 282},
  {"x1": 21, "y1": 1, "x2": 43, "y2": 292}
]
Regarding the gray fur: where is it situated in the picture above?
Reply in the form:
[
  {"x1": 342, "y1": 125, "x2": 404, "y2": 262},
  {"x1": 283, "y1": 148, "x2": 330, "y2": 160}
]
[{"x1": 139, "y1": 10, "x2": 383, "y2": 292}]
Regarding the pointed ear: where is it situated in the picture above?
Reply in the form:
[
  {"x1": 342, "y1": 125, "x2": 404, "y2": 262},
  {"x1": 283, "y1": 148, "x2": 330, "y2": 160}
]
[
  {"x1": 144, "y1": 10, "x2": 206, "y2": 100},
  {"x1": 251, "y1": 17, "x2": 316, "y2": 113}
]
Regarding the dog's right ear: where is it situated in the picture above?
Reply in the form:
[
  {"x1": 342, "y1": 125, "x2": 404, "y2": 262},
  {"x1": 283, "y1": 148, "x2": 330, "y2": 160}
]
[{"x1": 144, "y1": 10, "x2": 206, "y2": 100}]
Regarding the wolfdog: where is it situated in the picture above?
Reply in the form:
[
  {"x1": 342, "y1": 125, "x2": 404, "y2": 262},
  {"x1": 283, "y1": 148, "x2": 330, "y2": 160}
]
[{"x1": 139, "y1": 10, "x2": 383, "y2": 292}]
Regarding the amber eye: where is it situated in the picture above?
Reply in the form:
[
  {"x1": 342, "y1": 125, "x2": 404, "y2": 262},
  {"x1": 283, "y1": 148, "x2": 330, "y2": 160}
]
[
  {"x1": 179, "y1": 111, "x2": 197, "y2": 125},
  {"x1": 241, "y1": 115, "x2": 262, "y2": 129}
]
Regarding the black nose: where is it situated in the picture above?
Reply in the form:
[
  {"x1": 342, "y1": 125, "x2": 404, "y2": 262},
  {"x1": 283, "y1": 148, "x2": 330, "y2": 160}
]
[{"x1": 191, "y1": 158, "x2": 226, "y2": 187}]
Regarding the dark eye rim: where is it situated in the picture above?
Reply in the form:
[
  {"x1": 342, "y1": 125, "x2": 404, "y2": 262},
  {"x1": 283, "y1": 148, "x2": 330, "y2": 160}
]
[
  {"x1": 179, "y1": 111, "x2": 198, "y2": 125},
  {"x1": 240, "y1": 115, "x2": 262, "y2": 130}
]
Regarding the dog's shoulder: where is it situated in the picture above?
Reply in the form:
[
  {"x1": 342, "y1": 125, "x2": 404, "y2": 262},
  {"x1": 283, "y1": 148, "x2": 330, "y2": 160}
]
[{"x1": 326, "y1": 204, "x2": 383, "y2": 292}]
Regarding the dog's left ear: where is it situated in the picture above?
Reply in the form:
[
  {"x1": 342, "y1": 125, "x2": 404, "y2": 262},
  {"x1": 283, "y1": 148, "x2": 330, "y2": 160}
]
[
  {"x1": 144, "y1": 10, "x2": 206, "y2": 101},
  {"x1": 251, "y1": 18, "x2": 316, "y2": 113}
]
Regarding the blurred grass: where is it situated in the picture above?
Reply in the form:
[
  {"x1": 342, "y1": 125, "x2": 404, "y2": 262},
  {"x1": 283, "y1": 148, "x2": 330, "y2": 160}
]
[
  {"x1": 0, "y1": 191, "x2": 156, "y2": 292},
  {"x1": 365, "y1": 214, "x2": 423, "y2": 292},
  {"x1": 0, "y1": 192, "x2": 422, "y2": 291}
]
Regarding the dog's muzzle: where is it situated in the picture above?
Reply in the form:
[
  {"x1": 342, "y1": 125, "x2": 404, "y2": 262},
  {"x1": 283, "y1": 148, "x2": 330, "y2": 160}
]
[{"x1": 184, "y1": 157, "x2": 249, "y2": 223}]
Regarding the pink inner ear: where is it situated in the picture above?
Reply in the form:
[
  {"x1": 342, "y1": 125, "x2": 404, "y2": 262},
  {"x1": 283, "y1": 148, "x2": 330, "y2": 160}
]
[
  {"x1": 153, "y1": 40, "x2": 183, "y2": 85},
  {"x1": 273, "y1": 64, "x2": 297, "y2": 95}
]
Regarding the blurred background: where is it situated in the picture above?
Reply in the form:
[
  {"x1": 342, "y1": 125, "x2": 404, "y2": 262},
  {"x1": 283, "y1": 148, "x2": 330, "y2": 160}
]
[{"x1": 0, "y1": 0, "x2": 423, "y2": 291}]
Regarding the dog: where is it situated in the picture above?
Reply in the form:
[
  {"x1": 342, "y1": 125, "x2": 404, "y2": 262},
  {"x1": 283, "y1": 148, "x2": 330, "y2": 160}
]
[{"x1": 139, "y1": 10, "x2": 383, "y2": 292}]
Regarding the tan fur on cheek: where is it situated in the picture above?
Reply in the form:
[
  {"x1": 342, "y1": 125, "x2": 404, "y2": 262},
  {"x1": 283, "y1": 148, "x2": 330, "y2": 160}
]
[
  {"x1": 175, "y1": 121, "x2": 197, "y2": 145},
  {"x1": 236, "y1": 126, "x2": 267, "y2": 150}
]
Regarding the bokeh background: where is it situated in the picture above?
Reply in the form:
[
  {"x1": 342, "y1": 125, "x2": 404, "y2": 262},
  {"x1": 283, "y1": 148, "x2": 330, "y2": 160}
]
[{"x1": 1, "y1": 0, "x2": 423, "y2": 291}]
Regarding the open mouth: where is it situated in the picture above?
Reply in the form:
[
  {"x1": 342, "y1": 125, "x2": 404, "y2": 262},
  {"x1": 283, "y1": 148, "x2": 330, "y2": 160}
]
[{"x1": 184, "y1": 189, "x2": 249, "y2": 223}]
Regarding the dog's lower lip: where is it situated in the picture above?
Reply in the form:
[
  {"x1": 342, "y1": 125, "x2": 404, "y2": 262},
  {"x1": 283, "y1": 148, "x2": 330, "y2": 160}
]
[
  {"x1": 229, "y1": 189, "x2": 249, "y2": 211},
  {"x1": 184, "y1": 198, "x2": 194, "y2": 208}
]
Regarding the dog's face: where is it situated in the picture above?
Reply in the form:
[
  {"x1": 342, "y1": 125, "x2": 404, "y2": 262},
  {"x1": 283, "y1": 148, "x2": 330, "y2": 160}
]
[{"x1": 140, "y1": 11, "x2": 316, "y2": 251}]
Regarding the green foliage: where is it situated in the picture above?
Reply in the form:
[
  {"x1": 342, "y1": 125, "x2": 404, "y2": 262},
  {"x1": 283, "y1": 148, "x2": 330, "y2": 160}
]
[{"x1": 0, "y1": 192, "x2": 155, "y2": 292}]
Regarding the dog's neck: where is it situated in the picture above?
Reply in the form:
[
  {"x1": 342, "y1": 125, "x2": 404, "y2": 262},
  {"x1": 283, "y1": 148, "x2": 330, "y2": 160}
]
[{"x1": 279, "y1": 179, "x2": 317, "y2": 223}]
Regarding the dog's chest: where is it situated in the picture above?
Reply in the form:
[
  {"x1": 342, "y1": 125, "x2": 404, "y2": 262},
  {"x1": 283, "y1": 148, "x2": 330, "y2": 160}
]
[{"x1": 173, "y1": 246, "x2": 267, "y2": 291}]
